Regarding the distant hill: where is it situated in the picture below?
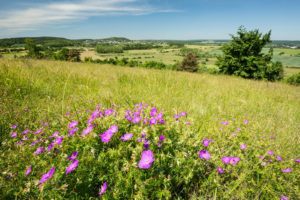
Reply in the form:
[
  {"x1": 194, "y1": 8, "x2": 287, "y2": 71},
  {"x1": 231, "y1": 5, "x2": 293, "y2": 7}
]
[
  {"x1": 0, "y1": 37, "x2": 132, "y2": 48},
  {"x1": 102, "y1": 37, "x2": 131, "y2": 42},
  {"x1": 0, "y1": 36, "x2": 299, "y2": 48},
  {"x1": 0, "y1": 37, "x2": 78, "y2": 48}
]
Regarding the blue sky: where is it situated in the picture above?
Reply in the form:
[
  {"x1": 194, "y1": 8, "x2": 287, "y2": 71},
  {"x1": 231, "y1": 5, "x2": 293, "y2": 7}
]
[{"x1": 0, "y1": 0, "x2": 299, "y2": 40}]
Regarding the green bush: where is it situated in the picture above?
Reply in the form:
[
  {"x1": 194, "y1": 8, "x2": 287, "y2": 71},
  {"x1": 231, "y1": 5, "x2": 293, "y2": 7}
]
[
  {"x1": 285, "y1": 73, "x2": 300, "y2": 86},
  {"x1": 143, "y1": 61, "x2": 166, "y2": 69},
  {"x1": 217, "y1": 26, "x2": 284, "y2": 81}
]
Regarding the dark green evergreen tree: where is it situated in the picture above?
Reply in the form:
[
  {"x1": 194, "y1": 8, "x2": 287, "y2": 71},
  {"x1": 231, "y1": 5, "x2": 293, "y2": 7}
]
[{"x1": 216, "y1": 26, "x2": 283, "y2": 81}]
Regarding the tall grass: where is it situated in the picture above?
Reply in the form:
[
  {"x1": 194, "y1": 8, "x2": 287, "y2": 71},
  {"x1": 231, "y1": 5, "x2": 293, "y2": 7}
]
[{"x1": 0, "y1": 58, "x2": 299, "y2": 199}]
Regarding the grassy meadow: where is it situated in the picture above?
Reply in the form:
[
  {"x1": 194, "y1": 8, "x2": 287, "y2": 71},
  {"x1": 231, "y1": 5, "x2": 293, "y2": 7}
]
[
  {"x1": 79, "y1": 46, "x2": 300, "y2": 75},
  {"x1": 0, "y1": 58, "x2": 299, "y2": 199}
]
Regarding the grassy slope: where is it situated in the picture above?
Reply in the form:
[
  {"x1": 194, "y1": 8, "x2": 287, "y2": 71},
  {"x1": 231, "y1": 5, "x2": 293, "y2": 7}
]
[
  {"x1": 1, "y1": 58, "x2": 299, "y2": 151},
  {"x1": 0, "y1": 58, "x2": 299, "y2": 198}
]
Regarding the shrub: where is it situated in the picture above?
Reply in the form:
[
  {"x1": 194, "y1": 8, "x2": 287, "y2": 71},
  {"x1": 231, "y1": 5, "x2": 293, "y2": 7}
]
[
  {"x1": 143, "y1": 61, "x2": 166, "y2": 69},
  {"x1": 68, "y1": 49, "x2": 81, "y2": 62},
  {"x1": 178, "y1": 53, "x2": 198, "y2": 72},
  {"x1": 261, "y1": 61, "x2": 284, "y2": 81},
  {"x1": 216, "y1": 26, "x2": 284, "y2": 81},
  {"x1": 285, "y1": 73, "x2": 300, "y2": 86}
]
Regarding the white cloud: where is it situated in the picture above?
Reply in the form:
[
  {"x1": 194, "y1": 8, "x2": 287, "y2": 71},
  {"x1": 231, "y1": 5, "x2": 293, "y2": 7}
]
[{"x1": 0, "y1": 0, "x2": 177, "y2": 36}]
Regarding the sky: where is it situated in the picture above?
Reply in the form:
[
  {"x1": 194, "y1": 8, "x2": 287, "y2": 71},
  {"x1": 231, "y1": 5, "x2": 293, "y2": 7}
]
[{"x1": 0, "y1": 0, "x2": 300, "y2": 40}]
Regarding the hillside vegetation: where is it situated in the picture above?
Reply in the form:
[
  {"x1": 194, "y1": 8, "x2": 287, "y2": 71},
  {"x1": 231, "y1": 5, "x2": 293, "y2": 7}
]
[{"x1": 0, "y1": 58, "x2": 299, "y2": 199}]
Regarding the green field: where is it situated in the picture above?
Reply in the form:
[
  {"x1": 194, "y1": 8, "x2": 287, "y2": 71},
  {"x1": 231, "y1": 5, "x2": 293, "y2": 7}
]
[
  {"x1": 91, "y1": 46, "x2": 300, "y2": 75},
  {"x1": 0, "y1": 58, "x2": 299, "y2": 199}
]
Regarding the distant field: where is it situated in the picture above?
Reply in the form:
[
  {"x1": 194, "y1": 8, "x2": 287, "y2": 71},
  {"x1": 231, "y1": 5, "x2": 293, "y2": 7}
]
[
  {"x1": 0, "y1": 51, "x2": 26, "y2": 58},
  {"x1": 2, "y1": 46, "x2": 300, "y2": 75}
]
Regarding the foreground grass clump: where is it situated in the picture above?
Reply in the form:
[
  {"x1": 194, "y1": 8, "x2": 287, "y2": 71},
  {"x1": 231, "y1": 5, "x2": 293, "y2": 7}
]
[{"x1": 0, "y1": 58, "x2": 299, "y2": 199}]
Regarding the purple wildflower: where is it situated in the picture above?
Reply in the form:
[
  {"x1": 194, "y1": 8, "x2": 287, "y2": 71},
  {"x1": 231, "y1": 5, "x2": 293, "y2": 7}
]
[
  {"x1": 108, "y1": 125, "x2": 118, "y2": 133},
  {"x1": 25, "y1": 165, "x2": 31, "y2": 176},
  {"x1": 34, "y1": 128, "x2": 43, "y2": 135},
  {"x1": 243, "y1": 120, "x2": 249, "y2": 124},
  {"x1": 87, "y1": 116, "x2": 95, "y2": 124},
  {"x1": 180, "y1": 112, "x2": 187, "y2": 116},
  {"x1": 230, "y1": 157, "x2": 240, "y2": 165},
  {"x1": 91, "y1": 110, "x2": 99, "y2": 118},
  {"x1": 47, "y1": 143, "x2": 54, "y2": 151},
  {"x1": 82, "y1": 124, "x2": 95, "y2": 135},
  {"x1": 240, "y1": 144, "x2": 247, "y2": 149},
  {"x1": 143, "y1": 139, "x2": 150, "y2": 149},
  {"x1": 157, "y1": 142, "x2": 162, "y2": 148},
  {"x1": 121, "y1": 133, "x2": 133, "y2": 141},
  {"x1": 217, "y1": 167, "x2": 224, "y2": 174},
  {"x1": 199, "y1": 150, "x2": 211, "y2": 160},
  {"x1": 34, "y1": 147, "x2": 45, "y2": 154},
  {"x1": 141, "y1": 132, "x2": 146, "y2": 138},
  {"x1": 105, "y1": 109, "x2": 113, "y2": 116},
  {"x1": 294, "y1": 159, "x2": 300, "y2": 163},
  {"x1": 232, "y1": 133, "x2": 237, "y2": 136},
  {"x1": 261, "y1": 162, "x2": 267, "y2": 166},
  {"x1": 126, "y1": 116, "x2": 133, "y2": 122},
  {"x1": 221, "y1": 121, "x2": 229, "y2": 125},
  {"x1": 99, "y1": 182, "x2": 107, "y2": 195},
  {"x1": 42, "y1": 122, "x2": 49, "y2": 126},
  {"x1": 21, "y1": 129, "x2": 30, "y2": 134},
  {"x1": 157, "y1": 112, "x2": 163, "y2": 119},
  {"x1": 39, "y1": 167, "x2": 55, "y2": 184},
  {"x1": 159, "y1": 119, "x2": 164, "y2": 124},
  {"x1": 202, "y1": 139, "x2": 213, "y2": 147},
  {"x1": 137, "y1": 138, "x2": 142, "y2": 142},
  {"x1": 150, "y1": 108, "x2": 157, "y2": 117},
  {"x1": 100, "y1": 131, "x2": 114, "y2": 143},
  {"x1": 30, "y1": 139, "x2": 39, "y2": 146},
  {"x1": 236, "y1": 128, "x2": 241, "y2": 131},
  {"x1": 222, "y1": 157, "x2": 231, "y2": 164},
  {"x1": 68, "y1": 128, "x2": 78, "y2": 136},
  {"x1": 159, "y1": 135, "x2": 165, "y2": 141},
  {"x1": 281, "y1": 196, "x2": 289, "y2": 200},
  {"x1": 282, "y1": 168, "x2": 291, "y2": 173},
  {"x1": 173, "y1": 114, "x2": 180, "y2": 119},
  {"x1": 49, "y1": 131, "x2": 59, "y2": 138},
  {"x1": 186, "y1": 122, "x2": 191, "y2": 125},
  {"x1": 54, "y1": 137, "x2": 63, "y2": 145},
  {"x1": 22, "y1": 136, "x2": 28, "y2": 141},
  {"x1": 268, "y1": 151, "x2": 274, "y2": 155},
  {"x1": 132, "y1": 116, "x2": 142, "y2": 123},
  {"x1": 138, "y1": 150, "x2": 155, "y2": 169},
  {"x1": 149, "y1": 118, "x2": 157, "y2": 125},
  {"x1": 276, "y1": 156, "x2": 283, "y2": 161},
  {"x1": 143, "y1": 118, "x2": 148, "y2": 125},
  {"x1": 11, "y1": 132, "x2": 17, "y2": 138},
  {"x1": 68, "y1": 121, "x2": 78, "y2": 128},
  {"x1": 259, "y1": 155, "x2": 264, "y2": 160},
  {"x1": 11, "y1": 124, "x2": 18, "y2": 129},
  {"x1": 270, "y1": 136, "x2": 274, "y2": 139},
  {"x1": 66, "y1": 160, "x2": 79, "y2": 174},
  {"x1": 68, "y1": 152, "x2": 78, "y2": 160}
]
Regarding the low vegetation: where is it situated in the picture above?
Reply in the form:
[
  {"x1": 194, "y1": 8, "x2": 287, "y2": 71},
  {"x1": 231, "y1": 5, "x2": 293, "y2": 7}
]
[{"x1": 0, "y1": 58, "x2": 299, "y2": 199}]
